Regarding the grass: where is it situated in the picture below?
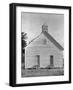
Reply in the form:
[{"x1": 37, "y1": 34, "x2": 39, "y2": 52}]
[{"x1": 21, "y1": 68, "x2": 64, "y2": 77}]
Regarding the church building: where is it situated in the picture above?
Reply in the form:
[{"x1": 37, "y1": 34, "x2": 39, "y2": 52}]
[{"x1": 24, "y1": 24, "x2": 64, "y2": 69}]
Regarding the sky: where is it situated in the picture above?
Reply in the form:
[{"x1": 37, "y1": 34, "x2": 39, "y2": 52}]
[{"x1": 22, "y1": 12, "x2": 64, "y2": 47}]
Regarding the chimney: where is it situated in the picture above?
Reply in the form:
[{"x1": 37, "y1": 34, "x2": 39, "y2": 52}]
[{"x1": 42, "y1": 24, "x2": 48, "y2": 33}]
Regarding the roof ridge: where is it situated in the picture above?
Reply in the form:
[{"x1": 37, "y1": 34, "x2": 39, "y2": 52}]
[
  {"x1": 28, "y1": 33, "x2": 42, "y2": 45},
  {"x1": 43, "y1": 31, "x2": 64, "y2": 50}
]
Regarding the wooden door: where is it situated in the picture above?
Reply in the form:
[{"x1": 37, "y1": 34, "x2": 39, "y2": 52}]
[
  {"x1": 50, "y1": 55, "x2": 53, "y2": 66},
  {"x1": 36, "y1": 55, "x2": 40, "y2": 67}
]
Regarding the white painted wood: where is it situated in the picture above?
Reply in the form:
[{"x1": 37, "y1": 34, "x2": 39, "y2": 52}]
[{"x1": 25, "y1": 32, "x2": 63, "y2": 68}]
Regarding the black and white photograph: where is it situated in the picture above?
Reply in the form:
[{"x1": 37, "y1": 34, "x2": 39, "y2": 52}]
[
  {"x1": 10, "y1": 3, "x2": 71, "y2": 87},
  {"x1": 21, "y1": 12, "x2": 64, "y2": 77}
]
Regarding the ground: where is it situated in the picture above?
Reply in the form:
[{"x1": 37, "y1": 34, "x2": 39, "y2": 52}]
[{"x1": 21, "y1": 67, "x2": 64, "y2": 77}]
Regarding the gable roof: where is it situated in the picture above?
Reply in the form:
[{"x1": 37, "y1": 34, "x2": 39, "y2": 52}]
[
  {"x1": 43, "y1": 31, "x2": 64, "y2": 50},
  {"x1": 27, "y1": 31, "x2": 64, "y2": 51}
]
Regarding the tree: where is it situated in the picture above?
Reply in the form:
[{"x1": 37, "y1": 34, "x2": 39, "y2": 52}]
[
  {"x1": 21, "y1": 32, "x2": 27, "y2": 63},
  {"x1": 21, "y1": 32, "x2": 27, "y2": 53}
]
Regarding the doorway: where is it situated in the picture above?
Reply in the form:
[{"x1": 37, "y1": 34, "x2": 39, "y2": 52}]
[
  {"x1": 36, "y1": 55, "x2": 40, "y2": 67},
  {"x1": 50, "y1": 55, "x2": 54, "y2": 66}
]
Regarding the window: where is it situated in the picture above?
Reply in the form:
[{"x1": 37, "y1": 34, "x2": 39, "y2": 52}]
[{"x1": 43, "y1": 39, "x2": 47, "y2": 44}]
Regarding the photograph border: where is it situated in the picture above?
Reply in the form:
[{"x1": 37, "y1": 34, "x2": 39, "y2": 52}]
[{"x1": 9, "y1": 3, "x2": 71, "y2": 87}]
